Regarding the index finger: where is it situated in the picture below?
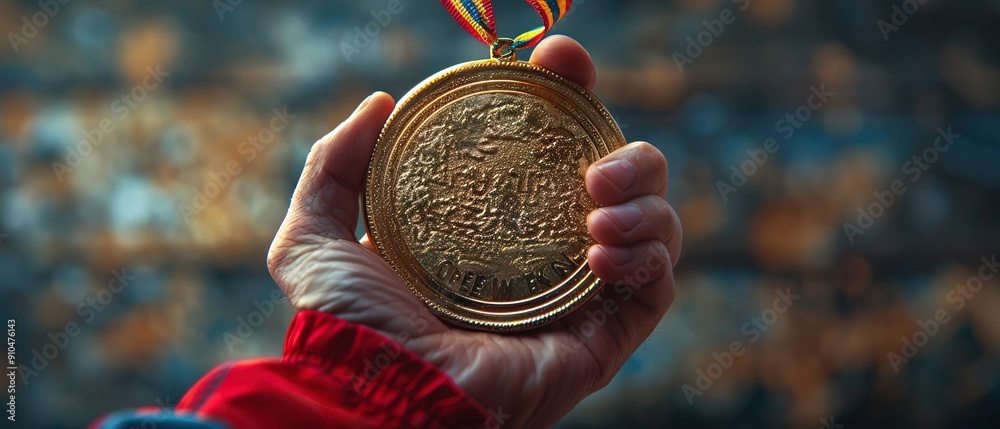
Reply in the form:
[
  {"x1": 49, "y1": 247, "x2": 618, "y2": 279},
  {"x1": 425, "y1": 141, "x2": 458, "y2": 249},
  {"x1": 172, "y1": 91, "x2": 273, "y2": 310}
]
[{"x1": 529, "y1": 35, "x2": 597, "y2": 90}]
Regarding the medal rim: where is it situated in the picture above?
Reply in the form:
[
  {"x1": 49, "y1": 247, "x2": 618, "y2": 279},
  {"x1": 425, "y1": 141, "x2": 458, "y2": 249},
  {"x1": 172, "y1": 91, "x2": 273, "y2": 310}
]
[{"x1": 364, "y1": 58, "x2": 626, "y2": 332}]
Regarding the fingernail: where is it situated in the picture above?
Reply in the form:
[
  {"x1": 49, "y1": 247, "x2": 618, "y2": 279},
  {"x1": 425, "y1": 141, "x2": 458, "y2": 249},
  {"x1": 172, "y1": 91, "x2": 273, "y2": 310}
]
[
  {"x1": 351, "y1": 93, "x2": 375, "y2": 118},
  {"x1": 602, "y1": 245, "x2": 634, "y2": 265},
  {"x1": 596, "y1": 159, "x2": 638, "y2": 192},
  {"x1": 600, "y1": 204, "x2": 642, "y2": 232}
]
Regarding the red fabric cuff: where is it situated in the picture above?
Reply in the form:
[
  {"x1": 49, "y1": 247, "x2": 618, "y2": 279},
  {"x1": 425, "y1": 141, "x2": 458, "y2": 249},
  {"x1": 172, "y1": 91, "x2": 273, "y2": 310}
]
[
  {"x1": 176, "y1": 310, "x2": 492, "y2": 429},
  {"x1": 282, "y1": 310, "x2": 491, "y2": 427}
]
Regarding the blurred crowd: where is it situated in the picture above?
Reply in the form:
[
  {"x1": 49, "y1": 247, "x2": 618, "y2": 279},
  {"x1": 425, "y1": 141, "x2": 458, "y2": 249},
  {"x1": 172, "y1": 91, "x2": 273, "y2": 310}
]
[{"x1": 1, "y1": 0, "x2": 998, "y2": 428}]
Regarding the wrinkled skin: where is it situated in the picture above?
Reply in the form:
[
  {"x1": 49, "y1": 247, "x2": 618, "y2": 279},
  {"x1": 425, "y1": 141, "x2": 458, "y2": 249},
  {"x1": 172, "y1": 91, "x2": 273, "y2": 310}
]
[{"x1": 267, "y1": 36, "x2": 683, "y2": 429}]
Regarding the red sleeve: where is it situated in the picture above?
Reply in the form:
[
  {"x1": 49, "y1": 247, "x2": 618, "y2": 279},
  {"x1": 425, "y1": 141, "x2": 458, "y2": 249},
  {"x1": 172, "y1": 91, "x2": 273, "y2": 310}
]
[{"x1": 90, "y1": 310, "x2": 493, "y2": 429}]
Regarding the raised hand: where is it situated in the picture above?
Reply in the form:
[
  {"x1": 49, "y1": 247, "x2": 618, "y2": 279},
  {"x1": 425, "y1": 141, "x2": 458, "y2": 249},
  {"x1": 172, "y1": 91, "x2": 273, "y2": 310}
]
[{"x1": 266, "y1": 35, "x2": 682, "y2": 429}]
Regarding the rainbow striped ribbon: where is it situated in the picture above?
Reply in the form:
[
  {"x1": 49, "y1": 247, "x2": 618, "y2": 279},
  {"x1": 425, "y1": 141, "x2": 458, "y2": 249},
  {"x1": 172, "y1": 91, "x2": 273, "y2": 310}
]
[{"x1": 440, "y1": 0, "x2": 573, "y2": 54}]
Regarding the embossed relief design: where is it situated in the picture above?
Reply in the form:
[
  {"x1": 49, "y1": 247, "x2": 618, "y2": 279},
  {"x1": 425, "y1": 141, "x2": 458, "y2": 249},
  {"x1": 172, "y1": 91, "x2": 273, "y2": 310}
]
[{"x1": 395, "y1": 92, "x2": 595, "y2": 302}]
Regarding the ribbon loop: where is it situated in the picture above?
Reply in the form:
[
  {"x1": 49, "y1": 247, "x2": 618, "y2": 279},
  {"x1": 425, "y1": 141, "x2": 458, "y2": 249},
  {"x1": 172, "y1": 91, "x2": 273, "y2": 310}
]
[
  {"x1": 440, "y1": 0, "x2": 573, "y2": 54},
  {"x1": 491, "y1": 38, "x2": 517, "y2": 61}
]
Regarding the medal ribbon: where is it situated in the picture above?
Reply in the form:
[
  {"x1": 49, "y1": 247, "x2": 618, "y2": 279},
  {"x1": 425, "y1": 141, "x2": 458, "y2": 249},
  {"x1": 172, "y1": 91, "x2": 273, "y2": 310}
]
[{"x1": 440, "y1": 0, "x2": 572, "y2": 56}]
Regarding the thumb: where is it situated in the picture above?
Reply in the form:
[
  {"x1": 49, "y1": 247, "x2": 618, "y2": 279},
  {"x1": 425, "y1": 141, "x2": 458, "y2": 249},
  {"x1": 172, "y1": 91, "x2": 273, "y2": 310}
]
[{"x1": 268, "y1": 92, "x2": 395, "y2": 279}]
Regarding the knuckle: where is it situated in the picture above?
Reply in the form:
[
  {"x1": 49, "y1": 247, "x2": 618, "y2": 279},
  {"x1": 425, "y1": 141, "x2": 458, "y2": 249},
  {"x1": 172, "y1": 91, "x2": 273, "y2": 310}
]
[
  {"x1": 633, "y1": 140, "x2": 657, "y2": 154},
  {"x1": 667, "y1": 206, "x2": 683, "y2": 245},
  {"x1": 266, "y1": 244, "x2": 284, "y2": 279},
  {"x1": 653, "y1": 155, "x2": 668, "y2": 187},
  {"x1": 642, "y1": 194, "x2": 671, "y2": 213},
  {"x1": 266, "y1": 251, "x2": 296, "y2": 297},
  {"x1": 636, "y1": 141, "x2": 666, "y2": 165},
  {"x1": 654, "y1": 202, "x2": 675, "y2": 227},
  {"x1": 631, "y1": 143, "x2": 668, "y2": 195},
  {"x1": 593, "y1": 369, "x2": 614, "y2": 391},
  {"x1": 637, "y1": 197, "x2": 670, "y2": 226}
]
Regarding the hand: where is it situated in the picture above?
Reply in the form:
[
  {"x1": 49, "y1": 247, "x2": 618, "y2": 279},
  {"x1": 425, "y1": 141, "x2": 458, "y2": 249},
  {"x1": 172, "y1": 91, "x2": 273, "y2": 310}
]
[{"x1": 266, "y1": 35, "x2": 682, "y2": 429}]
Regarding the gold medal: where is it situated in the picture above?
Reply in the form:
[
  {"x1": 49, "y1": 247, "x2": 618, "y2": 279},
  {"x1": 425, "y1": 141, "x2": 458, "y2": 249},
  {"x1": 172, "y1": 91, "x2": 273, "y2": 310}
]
[{"x1": 363, "y1": 1, "x2": 625, "y2": 331}]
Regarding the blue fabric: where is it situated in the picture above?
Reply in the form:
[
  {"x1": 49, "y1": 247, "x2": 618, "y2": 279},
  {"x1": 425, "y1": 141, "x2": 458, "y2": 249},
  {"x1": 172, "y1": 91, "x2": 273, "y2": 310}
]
[{"x1": 96, "y1": 410, "x2": 228, "y2": 429}]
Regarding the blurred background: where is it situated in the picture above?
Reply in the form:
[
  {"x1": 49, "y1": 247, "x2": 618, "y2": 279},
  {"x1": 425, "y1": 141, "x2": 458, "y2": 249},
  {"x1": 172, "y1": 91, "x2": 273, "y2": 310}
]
[{"x1": 1, "y1": 0, "x2": 999, "y2": 428}]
